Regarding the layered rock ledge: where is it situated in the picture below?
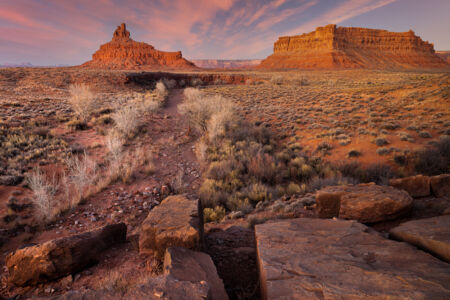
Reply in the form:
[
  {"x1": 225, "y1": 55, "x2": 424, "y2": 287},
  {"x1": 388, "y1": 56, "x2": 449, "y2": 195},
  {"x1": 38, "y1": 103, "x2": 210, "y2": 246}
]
[{"x1": 259, "y1": 24, "x2": 449, "y2": 69}]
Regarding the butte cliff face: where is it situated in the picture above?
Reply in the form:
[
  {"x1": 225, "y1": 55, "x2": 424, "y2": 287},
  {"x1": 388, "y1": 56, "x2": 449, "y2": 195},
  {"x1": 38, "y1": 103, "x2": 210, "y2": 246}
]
[
  {"x1": 82, "y1": 23, "x2": 196, "y2": 70},
  {"x1": 259, "y1": 24, "x2": 448, "y2": 69}
]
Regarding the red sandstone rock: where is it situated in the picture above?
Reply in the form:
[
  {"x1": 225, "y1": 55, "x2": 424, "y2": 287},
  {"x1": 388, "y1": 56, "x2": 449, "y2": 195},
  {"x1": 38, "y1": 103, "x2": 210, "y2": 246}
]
[
  {"x1": 390, "y1": 215, "x2": 450, "y2": 262},
  {"x1": 316, "y1": 183, "x2": 413, "y2": 223},
  {"x1": 255, "y1": 218, "x2": 450, "y2": 299},
  {"x1": 139, "y1": 195, "x2": 202, "y2": 257},
  {"x1": 430, "y1": 174, "x2": 450, "y2": 197},
  {"x1": 389, "y1": 175, "x2": 431, "y2": 198},
  {"x1": 6, "y1": 223, "x2": 127, "y2": 286},
  {"x1": 82, "y1": 23, "x2": 196, "y2": 70},
  {"x1": 436, "y1": 51, "x2": 450, "y2": 64},
  {"x1": 259, "y1": 24, "x2": 449, "y2": 70},
  {"x1": 164, "y1": 247, "x2": 228, "y2": 300}
]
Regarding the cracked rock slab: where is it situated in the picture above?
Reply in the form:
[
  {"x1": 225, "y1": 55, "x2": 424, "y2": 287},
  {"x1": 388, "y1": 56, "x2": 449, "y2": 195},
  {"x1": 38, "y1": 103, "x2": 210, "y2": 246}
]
[
  {"x1": 255, "y1": 218, "x2": 450, "y2": 300},
  {"x1": 390, "y1": 215, "x2": 450, "y2": 262}
]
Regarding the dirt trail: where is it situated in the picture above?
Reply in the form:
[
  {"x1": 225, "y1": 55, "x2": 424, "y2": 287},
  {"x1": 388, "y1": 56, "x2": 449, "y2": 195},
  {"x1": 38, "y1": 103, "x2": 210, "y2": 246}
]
[{"x1": 0, "y1": 88, "x2": 204, "y2": 298}]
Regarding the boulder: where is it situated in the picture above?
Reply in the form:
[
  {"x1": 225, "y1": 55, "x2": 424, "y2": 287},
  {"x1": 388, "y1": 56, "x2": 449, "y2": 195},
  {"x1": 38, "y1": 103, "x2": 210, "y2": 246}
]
[
  {"x1": 430, "y1": 174, "x2": 450, "y2": 197},
  {"x1": 255, "y1": 218, "x2": 450, "y2": 300},
  {"x1": 390, "y1": 215, "x2": 450, "y2": 262},
  {"x1": 389, "y1": 175, "x2": 431, "y2": 197},
  {"x1": 139, "y1": 195, "x2": 202, "y2": 257},
  {"x1": 46, "y1": 275, "x2": 211, "y2": 300},
  {"x1": 316, "y1": 183, "x2": 413, "y2": 223},
  {"x1": 164, "y1": 247, "x2": 228, "y2": 300},
  {"x1": 6, "y1": 223, "x2": 127, "y2": 286}
]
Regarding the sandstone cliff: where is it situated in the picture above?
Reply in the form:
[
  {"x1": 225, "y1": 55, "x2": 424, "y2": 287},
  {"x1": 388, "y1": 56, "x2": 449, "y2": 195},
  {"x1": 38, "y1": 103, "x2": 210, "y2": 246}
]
[
  {"x1": 191, "y1": 59, "x2": 262, "y2": 69},
  {"x1": 82, "y1": 23, "x2": 196, "y2": 70},
  {"x1": 436, "y1": 51, "x2": 450, "y2": 64},
  {"x1": 259, "y1": 24, "x2": 449, "y2": 69}
]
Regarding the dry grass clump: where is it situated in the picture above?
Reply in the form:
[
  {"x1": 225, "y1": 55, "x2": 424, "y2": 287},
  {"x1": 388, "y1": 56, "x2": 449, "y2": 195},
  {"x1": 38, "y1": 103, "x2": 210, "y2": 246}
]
[
  {"x1": 414, "y1": 136, "x2": 450, "y2": 175},
  {"x1": 64, "y1": 153, "x2": 97, "y2": 207},
  {"x1": 178, "y1": 88, "x2": 235, "y2": 135},
  {"x1": 27, "y1": 168, "x2": 60, "y2": 222},
  {"x1": 68, "y1": 84, "x2": 94, "y2": 124},
  {"x1": 112, "y1": 105, "x2": 141, "y2": 139}
]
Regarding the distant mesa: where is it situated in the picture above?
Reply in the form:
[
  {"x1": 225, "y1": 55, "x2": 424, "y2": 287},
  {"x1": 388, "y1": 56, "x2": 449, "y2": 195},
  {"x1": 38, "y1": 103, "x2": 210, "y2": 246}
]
[
  {"x1": 259, "y1": 24, "x2": 449, "y2": 69},
  {"x1": 82, "y1": 23, "x2": 196, "y2": 70},
  {"x1": 436, "y1": 51, "x2": 450, "y2": 64},
  {"x1": 191, "y1": 59, "x2": 262, "y2": 69}
]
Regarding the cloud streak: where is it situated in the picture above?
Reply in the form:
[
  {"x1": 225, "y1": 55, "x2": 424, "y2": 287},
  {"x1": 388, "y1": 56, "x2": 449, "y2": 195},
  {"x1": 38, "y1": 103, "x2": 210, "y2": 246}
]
[{"x1": 0, "y1": 0, "x2": 404, "y2": 64}]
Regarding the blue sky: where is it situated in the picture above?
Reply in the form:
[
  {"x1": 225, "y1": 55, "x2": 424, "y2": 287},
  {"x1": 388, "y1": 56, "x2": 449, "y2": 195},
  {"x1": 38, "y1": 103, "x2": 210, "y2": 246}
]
[{"x1": 0, "y1": 0, "x2": 449, "y2": 65}]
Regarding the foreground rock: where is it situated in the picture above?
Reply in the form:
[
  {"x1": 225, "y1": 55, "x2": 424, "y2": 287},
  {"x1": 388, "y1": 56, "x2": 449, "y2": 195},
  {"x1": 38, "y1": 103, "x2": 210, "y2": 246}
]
[
  {"x1": 430, "y1": 174, "x2": 450, "y2": 197},
  {"x1": 139, "y1": 195, "x2": 202, "y2": 257},
  {"x1": 259, "y1": 24, "x2": 448, "y2": 69},
  {"x1": 6, "y1": 223, "x2": 127, "y2": 286},
  {"x1": 82, "y1": 23, "x2": 195, "y2": 70},
  {"x1": 316, "y1": 183, "x2": 412, "y2": 223},
  {"x1": 47, "y1": 276, "x2": 211, "y2": 300},
  {"x1": 389, "y1": 175, "x2": 431, "y2": 197},
  {"x1": 164, "y1": 247, "x2": 228, "y2": 300},
  {"x1": 390, "y1": 215, "x2": 450, "y2": 262},
  {"x1": 255, "y1": 218, "x2": 450, "y2": 299}
]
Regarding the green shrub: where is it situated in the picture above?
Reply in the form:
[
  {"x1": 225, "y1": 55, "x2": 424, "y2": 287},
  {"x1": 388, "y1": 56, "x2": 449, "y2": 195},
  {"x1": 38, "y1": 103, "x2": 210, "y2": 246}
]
[{"x1": 203, "y1": 206, "x2": 226, "y2": 223}]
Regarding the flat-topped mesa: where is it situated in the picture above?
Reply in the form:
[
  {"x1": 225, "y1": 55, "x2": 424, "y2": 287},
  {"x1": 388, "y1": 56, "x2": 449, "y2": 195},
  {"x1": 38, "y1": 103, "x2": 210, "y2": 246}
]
[
  {"x1": 82, "y1": 23, "x2": 196, "y2": 70},
  {"x1": 260, "y1": 24, "x2": 449, "y2": 69}
]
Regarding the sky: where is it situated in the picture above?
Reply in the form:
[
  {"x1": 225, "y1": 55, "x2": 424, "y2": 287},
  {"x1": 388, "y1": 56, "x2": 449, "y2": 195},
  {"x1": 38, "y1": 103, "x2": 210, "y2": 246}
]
[{"x1": 0, "y1": 0, "x2": 449, "y2": 65}]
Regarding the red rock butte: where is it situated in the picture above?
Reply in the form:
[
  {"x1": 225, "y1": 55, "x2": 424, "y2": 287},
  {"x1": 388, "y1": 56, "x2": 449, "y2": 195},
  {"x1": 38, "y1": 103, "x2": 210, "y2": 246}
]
[
  {"x1": 82, "y1": 23, "x2": 196, "y2": 70},
  {"x1": 259, "y1": 24, "x2": 449, "y2": 69}
]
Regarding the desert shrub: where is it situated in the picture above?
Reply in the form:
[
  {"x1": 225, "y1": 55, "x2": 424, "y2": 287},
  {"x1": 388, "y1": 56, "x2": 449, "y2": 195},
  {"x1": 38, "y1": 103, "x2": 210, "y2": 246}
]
[
  {"x1": 348, "y1": 149, "x2": 361, "y2": 158},
  {"x1": 68, "y1": 84, "x2": 94, "y2": 123},
  {"x1": 286, "y1": 182, "x2": 302, "y2": 195},
  {"x1": 248, "y1": 153, "x2": 276, "y2": 183},
  {"x1": 179, "y1": 89, "x2": 234, "y2": 134},
  {"x1": 112, "y1": 105, "x2": 141, "y2": 139},
  {"x1": 67, "y1": 118, "x2": 89, "y2": 131},
  {"x1": 270, "y1": 75, "x2": 283, "y2": 85},
  {"x1": 419, "y1": 131, "x2": 432, "y2": 138},
  {"x1": 374, "y1": 137, "x2": 389, "y2": 146},
  {"x1": 155, "y1": 80, "x2": 168, "y2": 98},
  {"x1": 27, "y1": 168, "x2": 60, "y2": 222},
  {"x1": 245, "y1": 183, "x2": 270, "y2": 204},
  {"x1": 338, "y1": 162, "x2": 394, "y2": 185},
  {"x1": 316, "y1": 142, "x2": 333, "y2": 152},
  {"x1": 203, "y1": 206, "x2": 226, "y2": 223},
  {"x1": 414, "y1": 137, "x2": 450, "y2": 175},
  {"x1": 376, "y1": 147, "x2": 390, "y2": 155},
  {"x1": 191, "y1": 78, "x2": 203, "y2": 86},
  {"x1": 65, "y1": 153, "x2": 97, "y2": 206}
]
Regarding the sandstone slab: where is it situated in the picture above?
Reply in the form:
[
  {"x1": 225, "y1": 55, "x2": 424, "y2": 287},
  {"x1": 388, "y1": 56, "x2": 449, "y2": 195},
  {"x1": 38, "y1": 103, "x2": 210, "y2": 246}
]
[
  {"x1": 430, "y1": 174, "x2": 450, "y2": 197},
  {"x1": 316, "y1": 183, "x2": 413, "y2": 223},
  {"x1": 47, "y1": 275, "x2": 211, "y2": 300},
  {"x1": 139, "y1": 195, "x2": 202, "y2": 257},
  {"x1": 390, "y1": 215, "x2": 450, "y2": 262},
  {"x1": 6, "y1": 223, "x2": 127, "y2": 286},
  {"x1": 255, "y1": 218, "x2": 450, "y2": 300},
  {"x1": 164, "y1": 247, "x2": 228, "y2": 300},
  {"x1": 389, "y1": 175, "x2": 431, "y2": 197}
]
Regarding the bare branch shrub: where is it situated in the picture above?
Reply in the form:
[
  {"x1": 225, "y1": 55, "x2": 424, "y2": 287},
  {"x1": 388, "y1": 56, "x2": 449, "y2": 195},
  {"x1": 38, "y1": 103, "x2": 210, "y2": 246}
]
[
  {"x1": 112, "y1": 104, "x2": 141, "y2": 139},
  {"x1": 68, "y1": 84, "x2": 94, "y2": 123},
  {"x1": 27, "y1": 168, "x2": 59, "y2": 222},
  {"x1": 65, "y1": 153, "x2": 97, "y2": 206}
]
